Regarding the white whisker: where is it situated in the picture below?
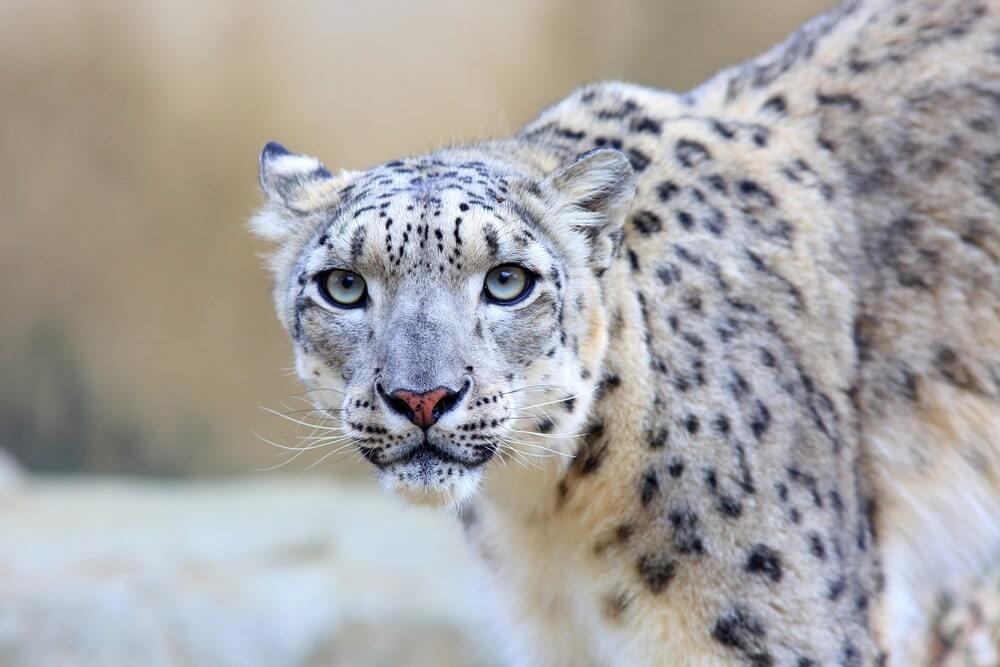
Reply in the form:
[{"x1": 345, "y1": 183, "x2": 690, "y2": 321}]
[
  {"x1": 276, "y1": 408, "x2": 345, "y2": 418},
  {"x1": 501, "y1": 384, "x2": 561, "y2": 395},
  {"x1": 301, "y1": 387, "x2": 346, "y2": 396},
  {"x1": 505, "y1": 428, "x2": 588, "y2": 439},
  {"x1": 496, "y1": 435, "x2": 574, "y2": 458},
  {"x1": 306, "y1": 439, "x2": 362, "y2": 471},
  {"x1": 492, "y1": 438, "x2": 541, "y2": 469},
  {"x1": 515, "y1": 387, "x2": 594, "y2": 412},
  {"x1": 250, "y1": 428, "x2": 353, "y2": 453},
  {"x1": 296, "y1": 431, "x2": 349, "y2": 441},
  {"x1": 259, "y1": 406, "x2": 345, "y2": 431}
]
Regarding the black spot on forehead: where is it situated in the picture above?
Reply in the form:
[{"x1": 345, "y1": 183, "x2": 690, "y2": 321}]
[
  {"x1": 483, "y1": 224, "x2": 500, "y2": 255},
  {"x1": 349, "y1": 225, "x2": 366, "y2": 262}
]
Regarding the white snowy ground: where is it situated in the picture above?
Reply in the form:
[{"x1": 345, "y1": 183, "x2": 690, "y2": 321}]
[{"x1": 0, "y1": 463, "x2": 500, "y2": 667}]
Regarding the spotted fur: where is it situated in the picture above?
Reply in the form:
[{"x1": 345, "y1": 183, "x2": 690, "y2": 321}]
[{"x1": 252, "y1": 1, "x2": 1000, "y2": 664}]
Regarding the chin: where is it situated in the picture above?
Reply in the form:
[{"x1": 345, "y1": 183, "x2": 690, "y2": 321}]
[{"x1": 376, "y1": 454, "x2": 484, "y2": 510}]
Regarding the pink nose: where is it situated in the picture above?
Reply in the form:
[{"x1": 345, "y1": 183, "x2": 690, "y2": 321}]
[{"x1": 389, "y1": 387, "x2": 455, "y2": 428}]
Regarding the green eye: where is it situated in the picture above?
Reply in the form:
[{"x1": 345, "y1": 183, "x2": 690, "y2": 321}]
[
  {"x1": 319, "y1": 269, "x2": 367, "y2": 308},
  {"x1": 484, "y1": 265, "x2": 534, "y2": 304}
]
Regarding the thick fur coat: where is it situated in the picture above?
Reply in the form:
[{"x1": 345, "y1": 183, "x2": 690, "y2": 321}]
[{"x1": 253, "y1": 1, "x2": 1000, "y2": 664}]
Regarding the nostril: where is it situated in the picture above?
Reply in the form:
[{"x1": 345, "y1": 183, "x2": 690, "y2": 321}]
[
  {"x1": 388, "y1": 395, "x2": 415, "y2": 420},
  {"x1": 377, "y1": 383, "x2": 415, "y2": 421},
  {"x1": 382, "y1": 383, "x2": 467, "y2": 428},
  {"x1": 432, "y1": 389, "x2": 460, "y2": 421}
]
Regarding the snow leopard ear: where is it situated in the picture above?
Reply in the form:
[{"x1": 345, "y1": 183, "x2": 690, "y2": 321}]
[
  {"x1": 252, "y1": 141, "x2": 355, "y2": 241},
  {"x1": 543, "y1": 149, "x2": 636, "y2": 272}
]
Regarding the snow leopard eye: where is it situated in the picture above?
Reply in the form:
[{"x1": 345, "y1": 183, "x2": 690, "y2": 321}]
[
  {"x1": 484, "y1": 264, "x2": 534, "y2": 305},
  {"x1": 318, "y1": 269, "x2": 367, "y2": 308}
]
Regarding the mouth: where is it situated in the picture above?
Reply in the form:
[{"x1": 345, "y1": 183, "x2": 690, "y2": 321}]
[
  {"x1": 369, "y1": 434, "x2": 492, "y2": 507},
  {"x1": 361, "y1": 435, "x2": 495, "y2": 470}
]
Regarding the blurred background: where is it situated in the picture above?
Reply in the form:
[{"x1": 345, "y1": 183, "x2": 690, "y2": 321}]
[{"x1": 0, "y1": 1, "x2": 843, "y2": 665}]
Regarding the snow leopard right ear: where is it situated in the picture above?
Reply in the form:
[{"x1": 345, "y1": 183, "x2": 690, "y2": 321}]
[
  {"x1": 252, "y1": 141, "x2": 356, "y2": 241},
  {"x1": 542, "y1": 148, "x2": 636, "y2": 272}
]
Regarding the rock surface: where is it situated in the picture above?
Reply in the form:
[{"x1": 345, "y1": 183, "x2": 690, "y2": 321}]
[{"x1": 0, "y1": 475, "x2": 500, "y2": 667}]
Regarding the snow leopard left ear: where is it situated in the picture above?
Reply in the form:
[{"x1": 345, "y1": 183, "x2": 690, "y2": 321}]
[
  {"x1": 543, "y1": 149, "x2": 636, "y2": 272},
  {"x1": 252, "y1": 141, "x2": 355, "y2": 241}
]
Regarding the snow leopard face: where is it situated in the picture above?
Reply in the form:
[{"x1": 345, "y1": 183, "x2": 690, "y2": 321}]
[{"x1": 253, "y1": 142, "x2": 634, "y2": 506}]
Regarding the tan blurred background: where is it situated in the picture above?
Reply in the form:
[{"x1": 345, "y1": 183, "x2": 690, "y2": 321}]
[
  {"x1": 0, "y1": 1, "x2": 834, "y2": 663},
  {"x1": 0, "y1": 0, "x2": 835, "y2": 476}
]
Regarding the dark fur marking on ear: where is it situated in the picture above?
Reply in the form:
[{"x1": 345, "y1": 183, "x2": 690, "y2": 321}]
[{"x1": 262, "y1": 141, "x2": 291, "y2": 159}]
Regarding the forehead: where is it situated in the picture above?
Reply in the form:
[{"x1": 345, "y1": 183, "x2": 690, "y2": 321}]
[
  {"x1": 345, "y1": 157, "x2": 511, "y2": 213},
  {"x1": 306, "y1": 157, "x2": 560, "y2": 279}
]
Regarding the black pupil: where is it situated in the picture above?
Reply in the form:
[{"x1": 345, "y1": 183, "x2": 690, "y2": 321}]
[
  {"x1": 340, "y1": 274, "x2": 355, "y2": 290},
  {"x1": 498, "y1": 270, "x2": 512, "y2": 285}
]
